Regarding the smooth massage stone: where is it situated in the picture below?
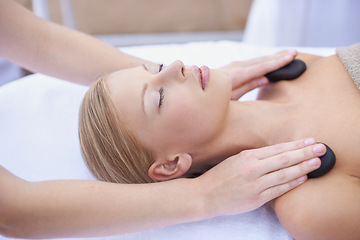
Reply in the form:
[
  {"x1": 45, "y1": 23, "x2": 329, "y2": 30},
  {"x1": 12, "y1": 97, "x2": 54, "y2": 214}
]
[
  {"x1": 308, "y1": 143, "x2": 336, "y2": 178},
  {"x1": 265, "y1": 59, "x2": 306, "y2": 82}
]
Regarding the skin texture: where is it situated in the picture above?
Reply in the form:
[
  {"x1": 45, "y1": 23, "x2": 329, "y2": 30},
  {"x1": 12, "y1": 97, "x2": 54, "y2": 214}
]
[
  {"x1": 108, "y1": 53, "x2": 360, "y2": 239},
  {"x1": 265, "y1": 54, "x2": 360, "y2": 240},
  {"x1": 106, "y1": 61, "x2": 231, "y2": 175}
]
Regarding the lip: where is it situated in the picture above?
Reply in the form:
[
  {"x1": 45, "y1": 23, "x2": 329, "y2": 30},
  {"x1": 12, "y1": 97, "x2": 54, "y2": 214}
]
[{"x1": 193, "y1": 65, "x2": 210, "y2": 91}]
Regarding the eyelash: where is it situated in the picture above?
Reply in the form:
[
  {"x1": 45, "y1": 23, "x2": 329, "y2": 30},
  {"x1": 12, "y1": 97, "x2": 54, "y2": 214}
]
[
  {"x1": 158, "y1": 63, "x2": 164, "y2": 108},
  {"x1": 159, "y1": 87, "x2": 164, "y2": 108}
]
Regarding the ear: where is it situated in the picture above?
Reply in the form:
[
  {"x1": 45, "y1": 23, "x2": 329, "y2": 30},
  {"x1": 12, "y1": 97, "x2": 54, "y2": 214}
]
[{"x1": 148, "y1": 153, "x2": 192, "y2": 181}]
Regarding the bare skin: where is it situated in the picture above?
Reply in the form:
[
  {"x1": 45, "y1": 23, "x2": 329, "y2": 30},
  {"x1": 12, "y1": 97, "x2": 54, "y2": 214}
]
[
  {"x1": 0, "y1": 0, "x2": 322, "y2": 238},
  {"x1": 258, "y1": 53, "x2": 360, "y2": 240},
  {"x1": 117, "y1": 52, "x2": 360, "y2": 239},
  {"x1": 104, "y1": 48, "x2": 359, "y2": 239}
]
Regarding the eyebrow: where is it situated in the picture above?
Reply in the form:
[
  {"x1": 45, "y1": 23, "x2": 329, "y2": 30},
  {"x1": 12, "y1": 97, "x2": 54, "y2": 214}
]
[{"x1": 141, "y1": 83, "x2": 148, "y2": 115}]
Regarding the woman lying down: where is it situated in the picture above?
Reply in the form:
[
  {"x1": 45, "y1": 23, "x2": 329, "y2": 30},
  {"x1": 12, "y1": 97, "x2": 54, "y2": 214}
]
[{"x1": 79, "y1": 43, "x2": 360, "y2": 240}]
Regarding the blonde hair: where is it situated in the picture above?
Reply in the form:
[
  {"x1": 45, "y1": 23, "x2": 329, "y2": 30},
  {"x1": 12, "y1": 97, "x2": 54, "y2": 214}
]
[{"x1": 78, "y1": 78, "x2": 155, "y2": 184}]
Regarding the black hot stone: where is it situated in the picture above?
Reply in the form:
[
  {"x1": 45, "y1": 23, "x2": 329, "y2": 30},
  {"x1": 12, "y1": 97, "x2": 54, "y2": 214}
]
[
  {"x1": 308, "y1": 143, "x2": 336, "y2": 178},
  {"x1": 265, "y1": 59, "x2": 306, "y2": 82}
]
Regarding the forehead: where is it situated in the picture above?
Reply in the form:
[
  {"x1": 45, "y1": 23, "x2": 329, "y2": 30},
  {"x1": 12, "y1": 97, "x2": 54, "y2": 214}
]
[
  {"x1": 105, "y1": 66, "x2": 148, "y2": 101},
  {"x1": 105, "y1": 67, "x2": 147, "y2": 125},
  {"x1": 106, "y1": 66, "x2": 143, "y2": 89}
]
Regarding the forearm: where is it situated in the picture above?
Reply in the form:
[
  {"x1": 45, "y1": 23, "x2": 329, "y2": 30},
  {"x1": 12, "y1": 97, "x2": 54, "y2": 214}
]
[
  {"x1": 0, "y1": 167, "x2": 205, "y2": 239},
  {"x1": 0, "y1": 0, "x2": 156, "y2": 85}
]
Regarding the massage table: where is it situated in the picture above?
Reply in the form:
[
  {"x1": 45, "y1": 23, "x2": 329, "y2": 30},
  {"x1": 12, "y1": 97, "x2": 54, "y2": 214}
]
[{"x1": 0, "y1": 41, "x2": 334, "y2": 240}]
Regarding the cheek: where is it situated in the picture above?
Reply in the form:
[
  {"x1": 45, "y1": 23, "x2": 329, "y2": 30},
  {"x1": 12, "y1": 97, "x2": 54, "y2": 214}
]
[
  {"x1": 162, "y1": 94, "x2": 226, "y2": 142},
  {"x1": 152, "y1": 78, "x2": 231, "y2": 150},
  {"x1": 164, "y1": 99, "x2": 194, "y2": 132}
]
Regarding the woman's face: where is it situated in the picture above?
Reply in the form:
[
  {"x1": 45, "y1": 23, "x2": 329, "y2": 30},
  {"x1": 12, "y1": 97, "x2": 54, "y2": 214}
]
[{"x1": 106, "y1": 60, "x2": 231, "y2": 160}]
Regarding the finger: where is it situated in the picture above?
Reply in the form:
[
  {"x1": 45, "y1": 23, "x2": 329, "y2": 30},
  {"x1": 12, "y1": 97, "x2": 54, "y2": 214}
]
[
  {"x1": 231, "y1": 77, "x2": 268, "y2": 100},
  {"x1": 258, "y1": 175, "x2": 307, "y2": 204},
  {"x1": 259, "y1": 157, "x2": 320, "y2": 190},
  {"x1": 253, "y1": 138, "x2": 317, "y2": 159},
  {"x1": 241, "y1": 50, "x2": 297, "y2": 67},
  {"x1": 241, "y1": 51, "x2": 297, "y2": 80},
  {"x1": 230, "y1": 51, "x2": 296, "y2": 89},
  {"x1": 258, "y1": 143, "x2": 326, "y2": 174}
]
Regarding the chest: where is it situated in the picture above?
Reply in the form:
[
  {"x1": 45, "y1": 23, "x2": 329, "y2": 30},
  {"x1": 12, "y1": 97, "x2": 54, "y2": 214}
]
[{"x1": 258, "y1": 55, "x2": 360, "y2": 176}]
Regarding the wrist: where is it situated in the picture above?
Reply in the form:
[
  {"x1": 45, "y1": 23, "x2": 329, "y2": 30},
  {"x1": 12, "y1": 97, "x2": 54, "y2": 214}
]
[
  {"x1": 167, "y1": 177, "x2": 210, "y2": 222},
  {"x1": 187, "y1": 176, "x2": 219, "y2": 220}
]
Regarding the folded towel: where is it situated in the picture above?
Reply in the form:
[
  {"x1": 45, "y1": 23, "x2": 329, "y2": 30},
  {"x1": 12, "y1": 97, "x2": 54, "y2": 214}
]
[{"x1": 336, "y1": 43, "x2": 360, "y2": 90}]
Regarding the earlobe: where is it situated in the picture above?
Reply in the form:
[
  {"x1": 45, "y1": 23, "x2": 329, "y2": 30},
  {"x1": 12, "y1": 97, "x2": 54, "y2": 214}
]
[{"x1": 148, "y1": 153, "x2": 192, "y2": 181}]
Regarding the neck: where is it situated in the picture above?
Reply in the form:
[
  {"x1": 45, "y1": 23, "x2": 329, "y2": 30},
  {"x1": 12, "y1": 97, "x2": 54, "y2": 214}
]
[{"x1": 191, "y1": 100, "x2": 295, "y2": 170}]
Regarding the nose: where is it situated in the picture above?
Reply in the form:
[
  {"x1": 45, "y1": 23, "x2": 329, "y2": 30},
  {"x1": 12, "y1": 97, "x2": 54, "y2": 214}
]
[{"x1": 157, "y1": 60, "x2": 185, "y2": 84}]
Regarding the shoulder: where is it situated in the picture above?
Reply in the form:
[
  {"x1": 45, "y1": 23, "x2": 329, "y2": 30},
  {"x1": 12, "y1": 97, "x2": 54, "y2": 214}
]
[
  {"x1": 296, "y1": 52, "x2": 324, "y2": 65},
  {"x1": 274, "y1": 172, "x2": 360, "y2": 240}
]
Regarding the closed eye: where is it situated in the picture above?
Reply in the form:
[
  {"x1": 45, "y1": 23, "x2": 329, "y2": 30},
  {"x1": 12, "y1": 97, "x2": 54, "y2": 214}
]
[
  {"x1": 158, "y1": 64, "x2": 164, "y2": 108},
  {"x1": 159, "y1": 87, "x2": 164, "y2": 108}
]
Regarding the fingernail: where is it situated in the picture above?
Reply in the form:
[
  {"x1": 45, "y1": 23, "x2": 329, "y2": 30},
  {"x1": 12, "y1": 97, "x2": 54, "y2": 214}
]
[
  {"x1": 287, "y1": 49, "x2": 297, "y2": 55},
  {"x1": 284, "y1": 54, "x2": 292, "y2": 61},
  {"x1": 304, "y1": 138, "x2": 316, "y2": 145},
  {"x1": 308, "y1": 158, "x2": 320, "y2": 167},
  {"x1": 257, "y1": 77, "x2": 268, "y2": 86},
  {"x1": 297, "y1": 176, "x2": 306, "y2": 182},
  {"x1": 313, "y1": 144, "x2": 325, "y2": 153}
]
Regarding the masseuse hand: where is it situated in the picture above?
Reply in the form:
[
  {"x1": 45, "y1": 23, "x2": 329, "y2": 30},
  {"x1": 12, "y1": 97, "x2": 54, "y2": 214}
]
[
  {"x1": 195, "y1": 138, "x2": 324, "y2": 217},
  {"x1": 219, "y1": 50, "x2": 297, "y2": 100}
]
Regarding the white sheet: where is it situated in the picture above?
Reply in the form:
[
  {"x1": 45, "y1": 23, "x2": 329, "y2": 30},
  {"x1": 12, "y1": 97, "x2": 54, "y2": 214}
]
[{"x1": 0, "y1": 41, "x2": 335, "y2": 240}]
